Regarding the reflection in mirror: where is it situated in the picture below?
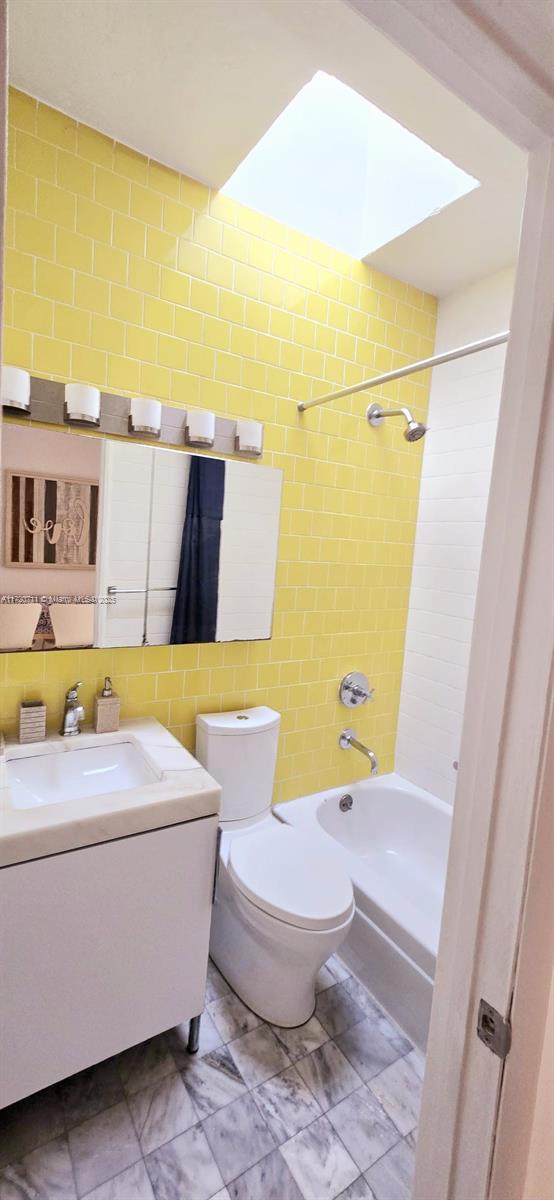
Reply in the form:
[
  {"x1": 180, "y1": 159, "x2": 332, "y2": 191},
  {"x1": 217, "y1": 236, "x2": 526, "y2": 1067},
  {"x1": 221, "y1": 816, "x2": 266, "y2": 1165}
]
[{"x1": 0, "y1": 425, "x2": 282, "y2": 652}]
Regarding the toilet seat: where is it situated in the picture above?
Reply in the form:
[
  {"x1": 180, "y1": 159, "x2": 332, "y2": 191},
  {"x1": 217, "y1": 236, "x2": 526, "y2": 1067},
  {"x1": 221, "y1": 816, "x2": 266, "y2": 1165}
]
[{"x1": 228, "y1": 823, "x2": 354, "y2": 932}]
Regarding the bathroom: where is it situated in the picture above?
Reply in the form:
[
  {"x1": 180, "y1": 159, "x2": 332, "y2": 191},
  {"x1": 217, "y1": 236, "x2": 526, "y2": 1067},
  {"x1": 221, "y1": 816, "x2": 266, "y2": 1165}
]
[{"x1": 1, "y1": 2, "x2": 553, "y2": 1199}]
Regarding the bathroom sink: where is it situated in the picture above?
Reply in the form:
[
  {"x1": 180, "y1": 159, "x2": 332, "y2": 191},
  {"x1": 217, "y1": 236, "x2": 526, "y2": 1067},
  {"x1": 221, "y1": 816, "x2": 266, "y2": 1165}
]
[{"x1": 7, "y1": 741, "x2": 159, "y2": 809}]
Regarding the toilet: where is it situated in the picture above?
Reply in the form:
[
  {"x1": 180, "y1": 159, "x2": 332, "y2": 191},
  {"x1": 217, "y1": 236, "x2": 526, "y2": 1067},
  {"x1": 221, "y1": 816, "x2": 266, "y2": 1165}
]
[{"x1": 196, "y1": 706, "x2": 354, "y2": 1027}]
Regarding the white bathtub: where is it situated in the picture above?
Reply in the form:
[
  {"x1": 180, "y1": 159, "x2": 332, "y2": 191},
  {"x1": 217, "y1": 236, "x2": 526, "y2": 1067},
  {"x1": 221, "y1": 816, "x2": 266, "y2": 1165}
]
[{"x1": 275, "y1": 772, "x2": 452, "y2": 1049}]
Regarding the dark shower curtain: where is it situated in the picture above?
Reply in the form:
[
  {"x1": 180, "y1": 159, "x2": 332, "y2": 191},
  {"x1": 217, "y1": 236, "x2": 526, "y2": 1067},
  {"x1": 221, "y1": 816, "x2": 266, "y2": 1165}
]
[{"x1": 170, "y1": 456, "x2": 225, "y2": 644}]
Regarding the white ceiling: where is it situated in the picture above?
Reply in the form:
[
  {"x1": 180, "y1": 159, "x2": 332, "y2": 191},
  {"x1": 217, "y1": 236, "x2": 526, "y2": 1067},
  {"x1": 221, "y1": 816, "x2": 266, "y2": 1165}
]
[{"x1": 8, "y1": 0, "x2": 527, "y2": 297}]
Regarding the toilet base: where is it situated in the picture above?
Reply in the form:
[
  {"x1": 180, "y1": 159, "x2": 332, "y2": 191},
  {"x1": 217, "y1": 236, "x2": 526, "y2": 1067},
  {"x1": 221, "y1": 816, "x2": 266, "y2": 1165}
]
[{"x1": 210, "y1": 866, "x2": 354, "y2": 1027}]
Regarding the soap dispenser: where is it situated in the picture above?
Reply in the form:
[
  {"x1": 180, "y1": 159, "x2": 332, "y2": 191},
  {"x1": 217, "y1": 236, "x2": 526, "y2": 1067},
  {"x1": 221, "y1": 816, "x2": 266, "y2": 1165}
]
[{"x1": 94, "y1": 676, "x2": 120, "y2": 734}]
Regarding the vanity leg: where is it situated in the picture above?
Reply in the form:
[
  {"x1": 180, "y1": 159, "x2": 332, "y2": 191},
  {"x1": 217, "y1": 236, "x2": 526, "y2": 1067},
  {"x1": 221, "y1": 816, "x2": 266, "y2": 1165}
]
[{"x1": 187, "y1": 1014, "x2": 201, "y2": 1054}]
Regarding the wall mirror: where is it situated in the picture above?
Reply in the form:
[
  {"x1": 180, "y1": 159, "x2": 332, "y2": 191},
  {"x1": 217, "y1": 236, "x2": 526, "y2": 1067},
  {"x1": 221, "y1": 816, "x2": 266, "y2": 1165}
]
[{"x1": 0, "y1": 423, "x2": 282, "y2": 652}]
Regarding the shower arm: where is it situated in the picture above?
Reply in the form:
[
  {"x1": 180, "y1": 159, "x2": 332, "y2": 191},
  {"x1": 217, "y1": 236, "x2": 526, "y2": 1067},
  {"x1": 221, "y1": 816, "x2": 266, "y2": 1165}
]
[{"x1": 296, "y1": 331, "x2": 510, "y2": 412}]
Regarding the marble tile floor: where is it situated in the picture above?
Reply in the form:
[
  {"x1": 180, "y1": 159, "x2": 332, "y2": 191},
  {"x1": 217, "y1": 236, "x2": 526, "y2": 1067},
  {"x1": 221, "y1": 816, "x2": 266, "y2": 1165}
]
[{"x1": 0, "y1": 956, "x2": 424, "y2": 1200}]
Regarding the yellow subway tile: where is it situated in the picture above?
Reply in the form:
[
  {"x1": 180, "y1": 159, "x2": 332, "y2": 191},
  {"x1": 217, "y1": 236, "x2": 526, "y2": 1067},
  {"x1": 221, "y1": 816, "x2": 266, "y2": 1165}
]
[
  {"x1": 158, "y1": 334, "x2": 186, "y2": 370},
  {"x1": 107, "y1": 354, "x2": 141, "y2": 393},
  {"x1": 15, "y1": 211, "x2": 55, "y2": 259},
  {"x1": 110, "y1": 284, "x2": 142, "y2": 323},
  {"x1": 9, "y1": 88, "x2": 37, "y2": 133},
  {"x1": 33, "y1": 335, "x2": 71, "y2": 377},
  {"x1": 54, "y1": 303, "x2": 91, "y2": 345},
  {"x1": 57, "y1": 227, "x2": 93, "y2": 272},
  {"x1": 221, "y1": 225, "x2": 249, "y2": 264},
  {"x1": 194, "y1": 214, "x2": 221, "y2": 252},
  {"x1": 37, "y1": 180, "x2": 76, "y2": 229},
  {"x1": 245, "y1": 300, "x2": 269, "y2": 332},
  {"x1": 149, "y1": 160, "x2": 180, "y2": 199},
  {"x1": 177, "y1": 240, "x2": 207, "y2": 279},
  {"x1": 215, "y1": 352, "x2": 240, "y2": 384},
  {"x1": 130, "y1": 183, "x2": 163, "y2": 227},
  {"x1": 161, "y1": 199, "x2": 194, "y2": 237},
  {"x1": 170, "y1": 371, "x2": 199, "y2": 406},
  {"x1": 230, "y1": 326, "x2": 256, "y2": 358},
  {"x1": 7, "y1": 167, "x2": 36, "y2": 214},
  {"x1": 144, "y1": 295, "x2": 173, "y2": 334},
  {"x1": 93, "y1": 242, "x2": 127, "y2": 284},
  {"x1": 174, "y1": 306, "x2": 203, "y2": 342},
  {"x1": 219, "y1": 290, "x2": 244, "y2": 325},
  {"x1": 190, "y1": 279, "x2": 218, "y2": 317},
  {"x1": 204, "y1": 317, "x2": 229, "y2": 352},
  {"x1": 91, "y1": 313, "x2": 125, "y2": 354},
  {"x1": 71, "y1": 345, "x2": 107, "y2": 385},
  {"x1": 76, "y1": 196, "x2": 112, "y2": 242},
  {"x1": 180, "y1": 176, "x2": 209, "y2": 210},
  {"x1": 280, "y1": 342, "x2": 302, "y2": 372},
  {"x1": 36, "y1": 259, "x2": 73, "y2": 304},
  {"x1": 126, "y1": 324, "x2": 157, "y2": 362},
  {"x1": 95, "y1": 168, "x2": 130, "y2": 214},
  {"x1": 37, "y1": 103, "x2": 77, "y2": 151},
  {"x1": 206, "y1": 252, "x2": 233, "y2": 290},
  {"x1": 113, "y1": 213, "x2": 145, "y2": 256},
  {"x1": 5, "y1": 248, "x2": 34, "y2": 292},
  {"x1": 15, "y1": 130, "x2": 57, "y2": 182},
  {"x1": 242, "y1": 360, "x2": 267, "y2": 390},
  {"x1": 77, "y1": 124, "x2": 114, "y2": 167},
  {"x1": 128, "y1": 254, "x2": 160, "y2": 296},
  {"x1": 140, "y1": 361, "x2": 171, "y2": 399},
  {"x1": 57, "y1": 150, "x2": 94, "y2": 198},
  {"x1": 75, "y1": 273, "x2": 110, "y2": 315},
  {"x1": 188, "y1": 344, "x2": 214, "y2": 378},
  {"x1": 146, "y1": 226, "x2": 177, "y2": 267},
  {"x1": 234, "y1": 263, "x2": 259, "y2": 299},
  {"x1": 161, "y1": 267, "x2": 190, "y2": 306},
  {"x1": 114, "y1": 142, "x2": 148, "y2": 183},
  {"x1": 13, "y1": 291, "x2": 53, "y2": 334},
  {"x1": 2, "y1": 327, "x2": 32, "y2": 367}
]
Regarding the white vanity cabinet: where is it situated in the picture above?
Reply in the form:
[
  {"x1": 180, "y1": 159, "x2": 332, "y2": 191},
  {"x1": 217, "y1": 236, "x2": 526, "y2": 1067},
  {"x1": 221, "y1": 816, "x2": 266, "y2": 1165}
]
[{"x1": 0, "y1": 814, "x2": 218, "y2": 1108}]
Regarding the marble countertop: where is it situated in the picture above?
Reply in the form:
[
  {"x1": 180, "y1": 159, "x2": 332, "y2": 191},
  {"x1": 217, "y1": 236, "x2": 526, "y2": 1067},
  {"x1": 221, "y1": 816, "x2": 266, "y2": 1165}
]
[{"x1": 0, "y1": 718, "x2": 221, "y2": 868}]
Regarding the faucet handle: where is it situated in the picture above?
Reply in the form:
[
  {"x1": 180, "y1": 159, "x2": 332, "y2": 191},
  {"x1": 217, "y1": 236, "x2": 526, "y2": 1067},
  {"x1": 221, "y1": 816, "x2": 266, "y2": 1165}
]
[{"x1": 66, "y1": 681, "x2": 83, "y2": 701}]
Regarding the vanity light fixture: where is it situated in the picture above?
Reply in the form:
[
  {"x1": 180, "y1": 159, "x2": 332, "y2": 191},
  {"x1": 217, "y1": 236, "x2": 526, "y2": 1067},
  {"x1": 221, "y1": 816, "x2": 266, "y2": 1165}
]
[
  {"x1": 1, "y1": 366, "x2": 31, "y2": 413},
  {"x1": 185, "y1": 409, "x2": 216, "y2": 448},
  {"x1": 129, "y1": 397, "x2": 162, "y2": 437},
  {"x1": 65, "y1": 383, "x2": 101, "y2": 426},
  {"x1": 235, "y1": 418, "x2": 263, "y2": 457}
]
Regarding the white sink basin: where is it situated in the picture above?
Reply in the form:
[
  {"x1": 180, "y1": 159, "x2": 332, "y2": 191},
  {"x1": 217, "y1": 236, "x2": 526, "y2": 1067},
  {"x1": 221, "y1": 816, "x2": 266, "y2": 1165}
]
[{"x1": 7, "y1": 741, "x2": 159, "y2": 809}]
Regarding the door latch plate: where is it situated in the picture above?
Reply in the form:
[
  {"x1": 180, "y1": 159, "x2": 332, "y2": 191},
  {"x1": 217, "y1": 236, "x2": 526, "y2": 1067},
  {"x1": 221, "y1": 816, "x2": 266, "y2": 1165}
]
[{"x1": 477, "y1": 998, "x2": 511, "y2": 1059}]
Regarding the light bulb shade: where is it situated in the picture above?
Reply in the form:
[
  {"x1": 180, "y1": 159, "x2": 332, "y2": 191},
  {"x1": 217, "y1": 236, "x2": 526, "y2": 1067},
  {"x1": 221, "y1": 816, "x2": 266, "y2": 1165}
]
[
  {"x1": 65, "y1": 383, "x2": 101, "y2": 424},
  {"x1": 185, "y1": 409, "x2": 215, "y2": 447},
  {"x1": 2, "y1": 366, "x2": 31, "y2": 412},
  {"x1": 235, "y1": 417, "x2": 263, "y2": 456},
  {"x1": 129, "y1": 397, "x2": 162, "y2": 436}
]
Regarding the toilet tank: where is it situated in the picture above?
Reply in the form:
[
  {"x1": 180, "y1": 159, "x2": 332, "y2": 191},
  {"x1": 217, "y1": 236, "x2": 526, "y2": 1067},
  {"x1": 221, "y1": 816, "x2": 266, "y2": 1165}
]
[{"x1": 196, "y1": 707, "x2": 280, "y2": 825}]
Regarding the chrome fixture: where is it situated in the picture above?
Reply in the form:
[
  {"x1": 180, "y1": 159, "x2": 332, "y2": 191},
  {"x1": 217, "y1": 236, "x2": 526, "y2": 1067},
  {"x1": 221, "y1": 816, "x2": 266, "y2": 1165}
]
[
  {"x1": 60, "y1": 682, "x2": 85, "y2": 737},
  {"x1": 367, "y1": 403, "x2": 427, "y2": 442},
  {"x1": 339, "y1": 672, "x2": 374, "y2": 708},
  {"x1": 339, "y1": 729, "x2": 378, "y2": 775},
  {"x1": 297, "y1": 331, "x2": 510, "y2": 412},
  {"x1": 339, "y1": 793, "x2": 354, "y2": 812}
]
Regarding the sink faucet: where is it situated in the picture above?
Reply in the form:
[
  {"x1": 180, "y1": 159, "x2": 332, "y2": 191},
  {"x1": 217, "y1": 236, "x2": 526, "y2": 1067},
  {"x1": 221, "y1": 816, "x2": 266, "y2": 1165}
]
[
  {"x1": 60, "y1": 682, "x2": 85, "y2": 737},
  {"x1": 339, "y1": 728, "x2": 378, "y2": 776}
]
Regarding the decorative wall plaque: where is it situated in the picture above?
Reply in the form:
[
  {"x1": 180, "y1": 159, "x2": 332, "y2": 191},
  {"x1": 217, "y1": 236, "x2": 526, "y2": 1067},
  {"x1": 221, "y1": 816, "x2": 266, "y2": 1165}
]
[{"x1": 5, "y1": 472, "x2": 98, "y2": 569}]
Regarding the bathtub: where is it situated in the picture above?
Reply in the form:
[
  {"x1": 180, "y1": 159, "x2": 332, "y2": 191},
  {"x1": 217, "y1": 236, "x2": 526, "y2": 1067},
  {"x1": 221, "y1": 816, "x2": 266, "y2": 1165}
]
[{"x1": 275, "y1": 772, "x2": 452, "y2": 1049}]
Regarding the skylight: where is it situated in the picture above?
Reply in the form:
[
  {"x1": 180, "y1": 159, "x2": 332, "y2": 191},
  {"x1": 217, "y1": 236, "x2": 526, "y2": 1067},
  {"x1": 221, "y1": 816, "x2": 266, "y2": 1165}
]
[{"x1": 222, "y1": 71, "x2": 479, "y2": 260}]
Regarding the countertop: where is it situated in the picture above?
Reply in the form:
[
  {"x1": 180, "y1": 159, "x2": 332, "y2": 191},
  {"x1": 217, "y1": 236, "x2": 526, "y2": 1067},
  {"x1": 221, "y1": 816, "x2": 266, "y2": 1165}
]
[{"x1": 0, "y1": 718, "x2": 221, "y2": 868}]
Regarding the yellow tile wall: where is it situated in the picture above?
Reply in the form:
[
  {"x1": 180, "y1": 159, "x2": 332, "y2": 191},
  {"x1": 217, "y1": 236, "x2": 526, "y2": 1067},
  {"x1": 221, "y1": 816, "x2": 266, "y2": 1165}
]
[{"x1": 0, "y1": 89, "x2": 437, "y2": 802}]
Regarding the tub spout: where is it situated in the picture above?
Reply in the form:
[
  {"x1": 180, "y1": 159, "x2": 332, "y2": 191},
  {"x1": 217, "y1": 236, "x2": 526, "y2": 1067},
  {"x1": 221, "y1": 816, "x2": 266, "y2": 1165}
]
[{"x1": 339, "y1": 729, "x2": 378, "y2": 776}]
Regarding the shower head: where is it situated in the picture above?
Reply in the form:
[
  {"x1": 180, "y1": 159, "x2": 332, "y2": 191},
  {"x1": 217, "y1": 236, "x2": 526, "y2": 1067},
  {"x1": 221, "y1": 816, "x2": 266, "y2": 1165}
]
[{"x1": 367, "y1": 403, "x2": 427, "y2": 443}]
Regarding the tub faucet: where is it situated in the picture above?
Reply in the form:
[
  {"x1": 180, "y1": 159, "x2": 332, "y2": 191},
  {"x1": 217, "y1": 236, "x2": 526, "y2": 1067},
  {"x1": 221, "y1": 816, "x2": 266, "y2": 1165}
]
[
  {"x1": 60, "y1": 682, "x2": 85, "y2": 737},
  {"x1": 339, "y1": 728, "x2": 378, "y2": 776}
]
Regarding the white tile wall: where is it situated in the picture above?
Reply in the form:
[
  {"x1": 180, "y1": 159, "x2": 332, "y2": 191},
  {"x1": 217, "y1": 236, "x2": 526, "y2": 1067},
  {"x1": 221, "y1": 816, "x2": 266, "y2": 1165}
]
[
  {"x1": 216, "y1": 460, "x2": 282, "y2": 642},
  {"x1": 395, "y1": 267, "x2": 515, "y2": 804},
  {"x1": 95, "y1": 441, "x2": 153, "y2": 647},
  {"x1": 147, "y1": 449, "x2": 190, "y2": 645}
]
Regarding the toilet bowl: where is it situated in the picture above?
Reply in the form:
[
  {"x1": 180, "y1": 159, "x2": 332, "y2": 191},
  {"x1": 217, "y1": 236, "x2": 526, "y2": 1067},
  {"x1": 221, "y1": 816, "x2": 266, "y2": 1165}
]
[{"x1": 196, "y1": 707, "x2": 354, "y2": 1027}]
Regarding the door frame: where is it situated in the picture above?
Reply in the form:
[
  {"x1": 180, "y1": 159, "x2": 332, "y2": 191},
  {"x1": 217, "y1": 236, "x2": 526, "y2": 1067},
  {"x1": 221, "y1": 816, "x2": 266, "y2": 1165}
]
[{"x1": 350, "y1": 2, "x2": 554, "y2": 1197}]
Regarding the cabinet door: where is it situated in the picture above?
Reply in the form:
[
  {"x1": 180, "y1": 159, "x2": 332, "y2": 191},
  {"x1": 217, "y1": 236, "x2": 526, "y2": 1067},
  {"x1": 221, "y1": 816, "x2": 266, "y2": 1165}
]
[{"x1": 0, "y1": 816, "x2": 218, "y2": 1107}]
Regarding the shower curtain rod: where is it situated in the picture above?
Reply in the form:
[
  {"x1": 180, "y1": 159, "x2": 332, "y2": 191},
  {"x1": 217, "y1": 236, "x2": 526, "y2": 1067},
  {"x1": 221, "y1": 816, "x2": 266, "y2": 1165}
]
[{"x1": 296, "y1": 330, "x2": 510, "y2": 412}]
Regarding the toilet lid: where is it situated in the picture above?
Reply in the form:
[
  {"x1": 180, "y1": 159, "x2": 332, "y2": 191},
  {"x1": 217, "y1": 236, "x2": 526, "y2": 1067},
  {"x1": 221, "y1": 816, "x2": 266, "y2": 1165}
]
[{"x1": 228, "y1": 824, "x2": 354, "y2": 931}]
